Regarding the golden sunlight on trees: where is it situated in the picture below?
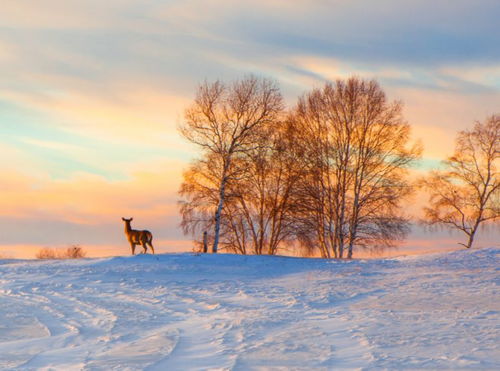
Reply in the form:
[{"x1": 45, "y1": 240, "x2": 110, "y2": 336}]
[
  {"x1": 290, "y1": 78, "x2": 421, "y2": 258},
  {"x1": 221, "y1": 119, "x2": 303, "y2": 255},
  {"x1": 420, "y1": 115, "x2": 500, "y2": 249},
  {"x1": 179, "y1": 76, "x2": 284, "y2": 253},
  {"x1": 179, "y1": 76, "x2": 421, "y2": 258}
]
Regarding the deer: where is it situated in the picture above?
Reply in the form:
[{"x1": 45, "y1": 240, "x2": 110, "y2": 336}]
[{"x1": 121, "y1": 217, "x2": 155, "y2": 255}]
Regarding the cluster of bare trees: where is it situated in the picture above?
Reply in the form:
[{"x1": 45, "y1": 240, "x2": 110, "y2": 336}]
[
  {"x1": 179, "y1": 75, "x2": 499, "y2": 258},
  {"x1": 290, "y1": 80, "x2": 421, "y2": 258}
]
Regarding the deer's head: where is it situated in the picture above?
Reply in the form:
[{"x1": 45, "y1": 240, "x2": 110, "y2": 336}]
[{"x1": 122, "y1": 217, "x2": 133, "y2": 224}]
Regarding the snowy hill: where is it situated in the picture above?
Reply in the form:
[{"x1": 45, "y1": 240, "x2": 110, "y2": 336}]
[{"x1": 0, "y1": 248, "x2": 498, "y2": 370}]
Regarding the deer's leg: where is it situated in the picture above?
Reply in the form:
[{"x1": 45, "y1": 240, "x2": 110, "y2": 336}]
[
  {"x1": 147, "y1": 240, "x2": 155, "y2": 255},
  {"x1": 140, "y1": 240, "x2": 147, "y2": 254},
  {"x1": 130, "y1": 242, "x2": 136, "y2": 255}
]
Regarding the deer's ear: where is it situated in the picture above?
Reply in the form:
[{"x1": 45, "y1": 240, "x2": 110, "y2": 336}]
[
  {"x1": 130, "y1": 217, "x2": 133, "y2": 221},
  {"x1": 122, "y1": 217, "x2": 126, "y2": 221}
]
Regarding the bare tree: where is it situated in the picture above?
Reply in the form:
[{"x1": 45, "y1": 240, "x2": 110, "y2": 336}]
[
  {"x1": 179, "y1": 76, "x2": 284, "y2": 253},
  {"x1": 421, "y1": 115, "x2": 500, "y2": 248},
  {"x1": 179, "y1": 154, "x2": 223, "y2": 252},
  {"x1": 291, "y1": 78, "x2": 421, "y2": 258},
  {"x1": 290, "y1": 90, "x2": 338, "y2": 258},
  {"x1": 222, "y1": 120, "x2": 303, "y2": 255}
]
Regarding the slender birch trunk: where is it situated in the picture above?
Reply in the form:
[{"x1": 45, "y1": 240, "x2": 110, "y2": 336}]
[{"x1": 212, "y1": 170, "x2": 228, "y2": 253}]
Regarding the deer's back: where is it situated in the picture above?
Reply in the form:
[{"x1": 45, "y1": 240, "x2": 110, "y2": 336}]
[{"x1": 127, "y1": 229, "x2": 152, "y2": 243}]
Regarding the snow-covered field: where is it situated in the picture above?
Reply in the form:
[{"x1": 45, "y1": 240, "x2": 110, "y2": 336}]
[{"x1": 0, "y1": 248, "x2": 498, "y2": 370}]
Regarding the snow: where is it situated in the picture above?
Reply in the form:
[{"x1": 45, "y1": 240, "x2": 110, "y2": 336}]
[{"x1": 0, "y1": 248, "x2": 498, "y2": 370}]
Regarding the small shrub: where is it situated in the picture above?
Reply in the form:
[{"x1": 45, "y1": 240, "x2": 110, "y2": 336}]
[
  {"x1": 65, "y1": 246, "x2": 86, "y2": 259},
  {"x1": 36, "y1": 247, "x2": 58, "y2": 259},
  {"x1": 36, "y1": 246, "x2": 87, "y2": 259}
]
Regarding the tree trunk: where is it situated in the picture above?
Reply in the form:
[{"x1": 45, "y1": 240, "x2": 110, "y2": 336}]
[
  {"x1": 337, "y1": 230, "x2": 344, "y2": 259},
  {"x1": 347, "y1": 238, "x2": 354, "y2": 259},
  {"x1": 347, "y1": 194, "x2": 360, "y2": 259},
  {"x1": 203, "y1": 231, "x2": 208, "y2": 253},
  {"x1": 212, "y1": 175, "x2": 227, "y2": 253},
  {"x1": 465, "y1": 223, "x2": 479, "y2": 249},
  {"x1": 465, "y1": 233, "x2": 474, "y2": 249}
]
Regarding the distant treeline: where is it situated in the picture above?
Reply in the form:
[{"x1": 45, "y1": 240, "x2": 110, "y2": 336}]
[{"x1": 178, "y1": 75, "x2": 499, "y2": 258}]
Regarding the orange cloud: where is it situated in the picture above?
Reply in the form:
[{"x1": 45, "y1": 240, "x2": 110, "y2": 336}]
[
  {"x1": 389, "y1": 88, "x2": 500, "y2": 160},
  {"x1": 292, "y1": 55, "x2": 415, "y2": 83},
  {"x1": 0, "y1": 159, "x2": 184, "y2": 225}
]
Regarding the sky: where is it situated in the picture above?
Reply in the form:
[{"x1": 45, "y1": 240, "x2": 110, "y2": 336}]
[{"x1": 1, "y1": 0, "x2": 499, "y2": 258}]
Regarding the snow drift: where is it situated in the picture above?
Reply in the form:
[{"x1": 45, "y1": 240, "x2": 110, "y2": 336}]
[{"x1": 0, "y1": 248, "x2": 498, "y2": 370}]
